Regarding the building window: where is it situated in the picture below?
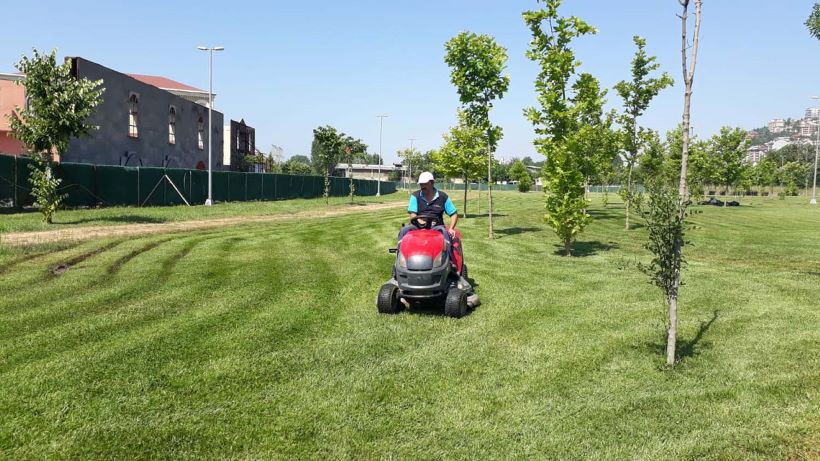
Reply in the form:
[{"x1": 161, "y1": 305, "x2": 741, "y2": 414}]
[
  {"x1": 197, "y1": 117, "x2": 204, "y2": 150},
  {"x1": 168, "y1": 106, "x2": 176, "y2": 144},
  {"x1": 128, "y1": 94, "x2": 139, "y2": 138}
]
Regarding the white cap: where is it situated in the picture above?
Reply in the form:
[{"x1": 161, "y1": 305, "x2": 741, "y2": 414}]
[{"x1": 417, "y1": 172, "x2": 435, "y2": 184}]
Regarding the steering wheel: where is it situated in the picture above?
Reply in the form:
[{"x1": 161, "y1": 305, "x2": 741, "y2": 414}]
[{"x1": 410, "y1": 214, "x2": 440, "y2": 230}]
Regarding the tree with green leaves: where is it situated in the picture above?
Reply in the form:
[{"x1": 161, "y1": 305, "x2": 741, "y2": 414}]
[
  {"x1": 753, "y1": 157, "x2": 778, "y2": 196},
  {"x1": 397, "y1": 147, "x2": 424, "y2": 187},
  {"x1": 282, "y1": 158, "x2": 312, "y2": 175},
  {"x1": 312, "y1": 126, "x2": 346, "y2": 204},
  {"x1": 523, "y1": 0, "x2": 601, "y2": 256},
  {"x1": 431, "y1": 110, "x2": 486, "y2": 217},
  {"x1": 614, "y1": 36, "x2": 674, "y2": 230},
  {"x1": 707, "y1": 127, "x2": 749, "y2": 205},
  {"x1": 9, "y1": 49, "x2": 103, "y2": 223},
  {"x1": 509, "y1": 160, "x2": 532, "y2": 192},
  {"x1": 342, "y1": 136, "x2": 368, "y2": 203},
  {"x1": 779, "y1": 161, "x2": 810, "y2": 196},
  {"x1": 444, "y1": 31, "x2": 510, "y2": 238},
  {"x1": 289, "y1": 154, "x2": 312, "y2": 168},
  {"x1": 642, "y1": 0, "x2": 702, "y2": 366},
  {"x1": 807, "y1": 3, "x2": 820, "y2": 39}
]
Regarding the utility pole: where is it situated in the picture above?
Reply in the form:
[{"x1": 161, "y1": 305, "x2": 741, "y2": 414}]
[
  {"x1": 197, "y1": 45, "x2": 224, "y2": 206},
  {"x1": 376, "y1": 115, "x2": 389, "y2": 196},
  {"x1": 408, "y1": 138, "x2": 416, "y2": 188}
]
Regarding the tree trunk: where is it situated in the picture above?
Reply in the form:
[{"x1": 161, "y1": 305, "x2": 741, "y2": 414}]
[
  {"x1": 666, "y1": 292, "x2": 678, "y2": 365},
  {"x1": 625, "y1": 164, "x2": 634, "y2": 230},
  {"x1": 477, "y1": 180, "x2": 481, "y2": 216},
  {"x1": 487, "y1": 137, "x2": 494, "y2": 239},
  {"x1": 564, "y1": 238, "x2": 572, "y2": 257}
]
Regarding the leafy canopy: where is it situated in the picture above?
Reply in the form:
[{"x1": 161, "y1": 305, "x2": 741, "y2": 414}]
[
  {"x1": 10, "y1": 49, "x2": 104, "y2": 157},
  {"x1": 444, "y1": 31, "x2": 510, "y2": 150},
  {"x1": 807, "y1": 3, "x2": 820, "y2": 40},
  {"x1": 432, "y1": 110, "x2": 486, "y2": 182},
  {"x1": 523, "y1": 0, "x2": 600, "y2": 255}
]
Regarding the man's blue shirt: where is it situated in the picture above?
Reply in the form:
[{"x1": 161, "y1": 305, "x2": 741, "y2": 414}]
[{"x1": 407, "y1": 188, "x2": 457, "y2": 216}]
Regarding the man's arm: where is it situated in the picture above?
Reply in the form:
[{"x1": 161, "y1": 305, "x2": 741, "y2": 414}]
[
  {"x1": 448, "y1": 213, "x2": 459, "y2": 236},
  {"x1": 444, "y1": 196, "x2": 458, "y2": 236},
  {"x1": 407, "y1": 194, "x2": 418, "y2": 219}
]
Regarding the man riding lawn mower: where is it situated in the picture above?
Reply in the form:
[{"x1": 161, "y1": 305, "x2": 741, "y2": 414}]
[{"x1": 376, "y1": 172, "x2": 480, "y2": 318}]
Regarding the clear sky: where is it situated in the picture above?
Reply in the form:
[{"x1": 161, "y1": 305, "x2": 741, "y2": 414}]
[{"x1": 2, "y1": 0, "x2": 817, "y2": 163}]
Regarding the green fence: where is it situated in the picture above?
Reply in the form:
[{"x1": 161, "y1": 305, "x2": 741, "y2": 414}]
[
  {"x1": 394, "y1": 182, "x2": 543, "y2": 193},
  {"x1": 0, "y1": 154, "x2": 396, "y2": 208}
]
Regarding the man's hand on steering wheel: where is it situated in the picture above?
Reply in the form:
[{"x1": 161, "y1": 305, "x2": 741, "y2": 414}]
[{"x1": 410, "y1": 215, "x2": 439, "y2": 229}]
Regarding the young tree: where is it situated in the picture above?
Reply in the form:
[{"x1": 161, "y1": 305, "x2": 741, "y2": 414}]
[
  {"x1": 523, "y1": 0, "x2": 600, "y2": 256},
  {"x1": 642, "y1": 0, "x2": 702, "y2": 366},
  {"x1": 282, "y1": 158, "x2": 312, "y2": 175},
  {"x1": 806, "y1": 3, "x2": 820, "y2": 39},
  {"x1": 289, "y1": 154, "x2": 312, "y2": 168},
  {"x1": 509, "y1": 160, "x2": 533, "y2": 192},
  {"x1": 444, "y1": 31, "x2": 510, "y2": 238},
  {"x1": 312, "y1": 126, "x2": 345, "y2": 204},
  {"x1": 614, "y1": 36, "x2": 674, "y2": 230},
  {"x1": 779, "y1": 161, "x2": 810, "y2": 196},
  {"x1": 397, "y1": 147, "x2": 424, "y2": 187},
  {"x1": 753, "y1": 157, "x2": 778, "y2": 196},
  {"x1": 10, "y1": 49, "x2": 103, "y2": 223},
  {"x1": 707, "y1": 127, "x2": 749, "y2": 205},
  {"x1": 431, "y1": 111, "x2": 486, "y2": 217}
]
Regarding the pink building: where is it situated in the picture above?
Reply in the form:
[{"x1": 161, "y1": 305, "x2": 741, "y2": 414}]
[{"x1": 0, "y1": 73, "x2": 27, "y2": 155}]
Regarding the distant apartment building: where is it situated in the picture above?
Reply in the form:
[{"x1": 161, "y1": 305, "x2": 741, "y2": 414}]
[
  {"x1": 745, "y1": 144, "x2": 769, "y2": 165},
  {"x1": 798, "y1": 118, "x2": 818, "y2": 138},
  {"x1": 768, "y1": 119, "x2": 786, "y2": 133},
  {"x1": 1, "y1": 57, "x2": 229, "y2": 169},
  {"x1": 222, "y1": 119, "x2": 256, "y2": 171},
  {"x1": 0, "y1": 73, "x2": 28, "y2": 155},
  {"x1": 805, "y1": 107, "x2": 820, "y2": 120}
]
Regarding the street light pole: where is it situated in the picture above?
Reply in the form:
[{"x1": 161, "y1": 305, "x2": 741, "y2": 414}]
[
  {"x1": 376, "y1": 115, "x2": 388, "y2": 196},
  {"x1": 811, "y1": 97, "x2": 819, "y2": 205},
  {"x1": 407, "y1": 138, "x2": 416, "y2": 189},
  {"x1": 198, "y1": 46, "x2": 224, "y2": 206}
]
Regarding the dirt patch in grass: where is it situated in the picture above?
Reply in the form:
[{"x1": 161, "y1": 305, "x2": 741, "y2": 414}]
[{"x1": 3, "y1": 201, "x2": 405, "y2": 247}]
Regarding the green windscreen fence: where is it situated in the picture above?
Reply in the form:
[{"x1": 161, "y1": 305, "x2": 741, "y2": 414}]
[{"x1": 0, "y1": 154, "x2": 396, "y2": 208}]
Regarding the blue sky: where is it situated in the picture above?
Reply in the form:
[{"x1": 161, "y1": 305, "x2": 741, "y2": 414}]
[{"x1": 2, "y1": 1, "x2": 818, "y2": 163}]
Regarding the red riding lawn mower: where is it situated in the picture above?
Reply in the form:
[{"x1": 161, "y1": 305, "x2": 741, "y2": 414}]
[{"x1": 377, "y1": 214, "x2": 480, "y2": 318}]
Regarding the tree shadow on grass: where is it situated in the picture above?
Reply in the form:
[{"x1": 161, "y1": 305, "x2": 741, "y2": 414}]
[
  {"x1": 640, "y1": 310, "x2": 720, "y2": 363},
  {"x1": 495, "y1": 227, "x2": 541, "y2": 238},
  {"x1": 553, "y1": 241, "x2": 619, "y2": 257},
  {"x1": 588, "y1": 208, "x2": 623, "y2": 220},
  {"x1": 56, "y1": 215, "x2": 169, "y2": 225},
  {"x1": 466, "y1": 213, "x2": 508, "y2": 219},
  {"x1": 677, "y1": 310, "x2": 719, "y2": 361}
]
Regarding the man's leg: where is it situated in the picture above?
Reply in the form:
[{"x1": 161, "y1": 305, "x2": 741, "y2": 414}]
[
  {"x1": 397, "y1": 225, "x2": 412, "y2": 243},
  {"x1": 433, "y1": 225, "x2": 452, "y2": 250}
]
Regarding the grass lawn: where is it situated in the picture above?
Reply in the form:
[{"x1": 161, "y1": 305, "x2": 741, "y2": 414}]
[
  {"x1": 0, "y1": 192, "x2": 404, "y2": 235},
  {"x1": 0, "y1": 192, "x2": 817, "y2": 459}
]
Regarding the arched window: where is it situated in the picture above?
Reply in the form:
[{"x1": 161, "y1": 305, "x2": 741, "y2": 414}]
[
  {"x1": 197, "y1": 117, "x2": 205, "y2": 150},
  {"x1": 168, "y1": 106, "x2": 176, "y2": 144},
  {"x1": 128, "y1": 94, "x2": 139, "y2": 138}
]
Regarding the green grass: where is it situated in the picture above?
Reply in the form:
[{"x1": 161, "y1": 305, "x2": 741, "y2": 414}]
[
  {"x1": 0, "y1": 192, "x2": 817, "y2": 459},
  {"x1": 0, "y1": 192, "x2": 403, "y2": 235}
]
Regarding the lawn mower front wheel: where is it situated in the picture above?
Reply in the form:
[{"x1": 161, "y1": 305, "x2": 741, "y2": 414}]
[{"x1": 377, "y1": 283, "x2": 402, "y2": 314}]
